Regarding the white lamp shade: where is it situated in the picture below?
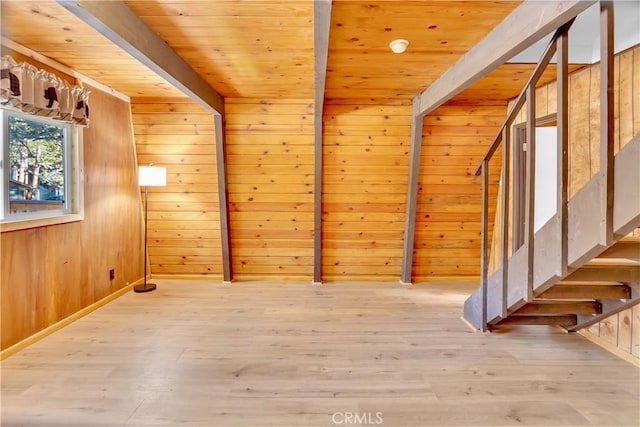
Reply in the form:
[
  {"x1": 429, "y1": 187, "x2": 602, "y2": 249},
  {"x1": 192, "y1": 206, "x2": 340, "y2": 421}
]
[{"x1": 138, "y1": 165, "x2": 167, "y2": 187}]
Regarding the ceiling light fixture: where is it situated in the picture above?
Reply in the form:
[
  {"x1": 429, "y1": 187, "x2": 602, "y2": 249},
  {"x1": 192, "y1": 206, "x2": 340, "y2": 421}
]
[{"x1": 389, "y1": 39, "x2": 409, "y2": 54}]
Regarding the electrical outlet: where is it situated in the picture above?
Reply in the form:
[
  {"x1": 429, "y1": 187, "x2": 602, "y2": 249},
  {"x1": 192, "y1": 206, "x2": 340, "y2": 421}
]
[{"x1": 109, "y1": 269, "x2": 115, "y2": 280}]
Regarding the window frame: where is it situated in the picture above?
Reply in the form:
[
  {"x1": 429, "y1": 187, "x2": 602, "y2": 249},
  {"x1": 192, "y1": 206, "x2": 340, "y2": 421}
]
[
  {"x1": 0, "y1": 108, "x2": 84, "y2": 232},
  {"x1": 512, "y1": 114, "x2": 557, "y2": 251}
]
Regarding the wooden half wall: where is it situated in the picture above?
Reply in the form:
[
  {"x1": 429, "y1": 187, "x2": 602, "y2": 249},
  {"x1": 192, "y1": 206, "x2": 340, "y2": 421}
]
[
  {"x1": 1, "y1": 48, "x2": 144, "y2": 350},
  {"x1": 586, "y1": 307, "x2": 640, "y2": 360},
  {"x1": 131, "y1": 98, "x2": 223, "y2": 277}
]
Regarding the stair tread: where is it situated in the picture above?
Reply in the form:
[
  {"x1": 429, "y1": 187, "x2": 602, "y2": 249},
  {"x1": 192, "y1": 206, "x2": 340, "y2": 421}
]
[
  {"x1": 494, "y1": 315, "x2": 577, "y2": 327},
  {"x1": 514, "y1": 300, "x2": 601, "y2": 315},
  {"x1": 564, "y1": 262, "x2": 640, "y2": 283},
  {"x1": 584, "y1": 258, "x2": 640, "y2": 266},
  {"x1": 556, "y1": 280, "x2": 623, "y2": 285},
  {"x1": 598, "y1": 238, "x2": 640, "y2": 259},
  {"x1": 529, "y1": 299, "x2": 599, "y2": 304}
]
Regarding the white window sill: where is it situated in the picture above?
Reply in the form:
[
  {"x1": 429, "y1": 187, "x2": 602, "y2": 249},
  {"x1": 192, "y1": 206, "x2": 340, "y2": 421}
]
[{"x1": 1, "y1": 213, "x2": 84, "y2": 233}]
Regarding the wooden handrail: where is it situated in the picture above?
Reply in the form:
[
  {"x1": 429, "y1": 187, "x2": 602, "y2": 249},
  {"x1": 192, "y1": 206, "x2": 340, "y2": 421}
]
[{"x1": 473, "y1": 20, "x2": 576, "y2": 176}]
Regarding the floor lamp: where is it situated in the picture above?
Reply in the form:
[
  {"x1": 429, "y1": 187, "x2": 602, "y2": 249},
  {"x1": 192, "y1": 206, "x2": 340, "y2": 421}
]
[{"x1": 135, "y1": 164, "x2": 167, "y2": 293}]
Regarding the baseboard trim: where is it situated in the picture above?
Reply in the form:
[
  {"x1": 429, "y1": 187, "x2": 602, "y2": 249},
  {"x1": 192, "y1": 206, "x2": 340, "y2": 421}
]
[
  {"x1": 578, "y1": 329, "x2": 640, "y2": 368},
  {"x1": 413, "y1": 276, "x2": 480, "y2": 283},
  {"x1": 0, "y1": 279, "x2": 141, "y2": 361},
  {"x1": 152, "y1": 274, "x2": 224, "y2": 281}
]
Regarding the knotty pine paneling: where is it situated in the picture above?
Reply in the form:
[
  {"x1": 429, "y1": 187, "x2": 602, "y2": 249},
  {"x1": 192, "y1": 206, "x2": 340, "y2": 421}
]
[
  {"x1": 413, "y1": 103, "x2": 505, "y2": 281},
  {"x1": 131, "y1": 98, "x2": 223, "y2": 276},
  {"x1": 1, "y1": 1, "x2": 185, "y2": 99},
  {"x1": 126, "y1": 1, "x2": 314, "y2": 98},
  {"x1": 225, "y1": 98, "x2": 314, "y2": 280},
  {"x1": 321, "y1": 99, "x2": 411, "y2": 281},
  {"x1": 1, "y1": 52, "x2": 144, "y2": 350},
  {"x1": 326, "y1": 1, "x2": 520, "y2": 99}
]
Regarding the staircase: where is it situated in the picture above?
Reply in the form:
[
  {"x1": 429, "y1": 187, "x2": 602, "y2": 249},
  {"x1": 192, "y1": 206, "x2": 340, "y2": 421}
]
[
  {"x1": 489, "y1": 237, "x2": 640, "y2": 331},
  {"x1": 462, "y1": 3, "x2": 640, "y2": 333},
  {"x1": 463, "y1": 134, "x2": 640, "y2": 331}
]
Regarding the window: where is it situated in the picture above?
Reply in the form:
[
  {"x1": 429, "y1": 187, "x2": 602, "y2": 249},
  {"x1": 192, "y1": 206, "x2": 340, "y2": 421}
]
[{"x1": 1, "y1": 109, "x2": 83, "y2": 231}]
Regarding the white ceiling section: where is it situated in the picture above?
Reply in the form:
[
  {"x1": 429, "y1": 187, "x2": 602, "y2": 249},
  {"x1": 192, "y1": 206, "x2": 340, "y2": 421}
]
[{"x1": 509, "y1": 0, "x2": 640, "y2": 64}]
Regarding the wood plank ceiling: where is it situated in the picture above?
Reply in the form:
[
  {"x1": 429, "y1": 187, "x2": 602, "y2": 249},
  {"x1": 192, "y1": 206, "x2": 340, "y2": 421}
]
[
  {"x1": 124, "y1": 0, "x2": 315, "y2": 98},
  {"x1": 0, "y1": 0, "x2": 580, "y2": 103},
  {"x1": 326, "y1": 0, "x2": 521, "y2": 99},
  {"x1": 1, "y1": 0, "x2": 184, "y2": 98},
  {"x1": 1, "y1": 0, "x2": 315, "y2": 99}
]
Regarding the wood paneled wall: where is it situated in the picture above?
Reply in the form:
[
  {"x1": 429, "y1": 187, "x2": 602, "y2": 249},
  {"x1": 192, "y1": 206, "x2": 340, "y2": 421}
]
[
  {"x1": 490, "y1": 46, "x2": 640, "y2": 272},
  {"x1": 225, "y1": 98, "x2": 314, "y2": 280},
  {"x1": 507, "y1": 45, "x2": 639, "y2": 197},
  {"x1": 322, "y1": 99, "x2": 411, "y2": 281},
  {"x1": 588, "y1": 307, "x2": 640, "y2": 360},
  {"x1": 1, "y1": 49, "x2": 144, "y2": 350},
  {"x1": 128, "y1": 96, "x2": 505, "y2": 283},
  {"x1": 577, "y1": 45, "x2": 639, "y2": 360},
  {"x1": 131, "y1": 98, "x2": 223, "y2": 277},
  {"x1": 412, "y1": 102, "x2": 505, "y2": 281}
]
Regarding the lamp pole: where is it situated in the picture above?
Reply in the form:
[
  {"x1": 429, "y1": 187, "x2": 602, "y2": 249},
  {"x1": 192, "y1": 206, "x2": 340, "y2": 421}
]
[{"x1": 135, "y1": 173, "x2": 158, "y2": 292}]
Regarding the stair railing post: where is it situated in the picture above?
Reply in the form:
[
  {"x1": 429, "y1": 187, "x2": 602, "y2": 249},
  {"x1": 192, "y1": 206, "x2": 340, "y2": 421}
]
[
  {"x1": 524, "y1": 84, "x2": 536, "y2": 302},
  {"x1": 600, "y1": 1, "x2": 614, "y2": 246},
  {"x1": 500, "y1": 127, "x2": 511, "y2": 318},
  {"x1": 557, "y1": 27, "x2": 569, "y2": 275},
  {"x1": 480, "y1": 159, "x2": 490, "y2": 331}
]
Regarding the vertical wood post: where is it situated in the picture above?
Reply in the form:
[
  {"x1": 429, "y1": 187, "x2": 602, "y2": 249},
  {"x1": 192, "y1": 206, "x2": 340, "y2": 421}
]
[
  {"x1": 400, "y1": 97, "x2": 424, "y2": 285},
  {"x1": 214, "y1": 113, "x2": 233, "y2": 282},
  {"x1": 500, "y1": 127, "x2": 510, "y2": 318},
  {"x1": 480, "y1": 159, "x2": 490, "y2": 331},
  {"x1": 312, "y1": 0, "x2": 332, "y2": 284},
  {"x1": 600, "y1": 1, "x2": 614, "y2": 246},
  {"x1": 557, "y1": 30, "x2": 569, "y2": 275},
  {"x1": 524, "y1": 85, "x2": 536, "y2": 302},
  {"x1": 313, "y1": 113, "x2": 323, "y2": 284}
]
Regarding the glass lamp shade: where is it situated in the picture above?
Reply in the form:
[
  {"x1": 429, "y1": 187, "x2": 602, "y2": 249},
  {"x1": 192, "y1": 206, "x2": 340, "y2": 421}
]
[{"x1": 138, "y1": 165, "x2": 167, "y2": 187}]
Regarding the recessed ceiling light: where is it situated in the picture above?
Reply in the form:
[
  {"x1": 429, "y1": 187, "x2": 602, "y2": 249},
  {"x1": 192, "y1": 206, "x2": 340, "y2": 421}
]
[{"x1": 389, "y1": 39, "x2": 409, "y2": 54}]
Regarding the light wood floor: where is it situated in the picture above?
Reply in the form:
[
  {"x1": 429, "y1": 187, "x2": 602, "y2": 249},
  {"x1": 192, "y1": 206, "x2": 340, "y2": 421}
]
[{"x1": 1, "y1": 280, "x2": 639, "y2": 427}]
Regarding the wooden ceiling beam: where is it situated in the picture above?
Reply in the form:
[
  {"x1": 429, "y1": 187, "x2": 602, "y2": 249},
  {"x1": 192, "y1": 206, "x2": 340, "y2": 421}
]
[
  {"x1": 57, "y1": 0, "x2": 225, "y2": 115},
  {"x1": 313, "y1": 0, "x2": 332, "y2": 284},
  {"x1": 414, "y1": 0, "x2": 596, "y2": 118}
]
